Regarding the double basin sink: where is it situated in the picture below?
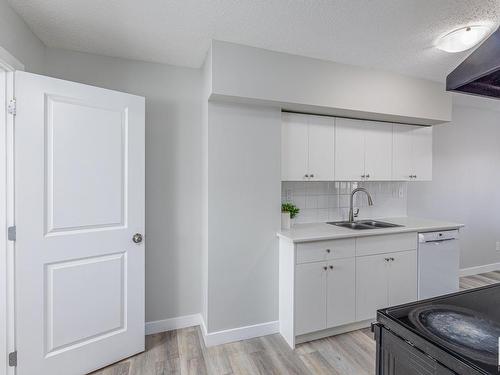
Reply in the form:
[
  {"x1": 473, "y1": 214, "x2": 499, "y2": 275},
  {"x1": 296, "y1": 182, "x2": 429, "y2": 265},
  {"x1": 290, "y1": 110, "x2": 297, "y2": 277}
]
[{"x1": 328, "y1": 220, "x2": 403, "y2": 230}]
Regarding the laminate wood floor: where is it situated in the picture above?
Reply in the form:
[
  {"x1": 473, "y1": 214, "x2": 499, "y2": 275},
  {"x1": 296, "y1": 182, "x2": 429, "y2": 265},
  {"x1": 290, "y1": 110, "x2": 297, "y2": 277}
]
[{"x1": 91, "y1": 271, "x2": 500, "y2": 375}]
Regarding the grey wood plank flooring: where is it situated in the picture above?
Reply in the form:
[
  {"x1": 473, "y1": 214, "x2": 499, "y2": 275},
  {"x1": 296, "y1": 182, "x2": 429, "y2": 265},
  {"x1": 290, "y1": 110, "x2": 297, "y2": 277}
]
[{"x1": 91, "y1": 271, "x2": 500, "y2": 375}]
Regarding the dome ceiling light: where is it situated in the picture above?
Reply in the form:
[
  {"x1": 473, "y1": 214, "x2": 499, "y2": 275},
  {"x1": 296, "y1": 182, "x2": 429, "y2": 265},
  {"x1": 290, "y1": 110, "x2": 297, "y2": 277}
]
[{"x1": 436, "y1": 25, "x2": 492, "y2": 53}]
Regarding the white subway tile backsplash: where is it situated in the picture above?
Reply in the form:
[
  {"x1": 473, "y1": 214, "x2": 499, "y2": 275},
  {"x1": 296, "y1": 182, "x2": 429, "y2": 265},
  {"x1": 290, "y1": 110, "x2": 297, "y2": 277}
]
[{"x1": 282, "y1": 181, "x2": 407, "y2": 224}]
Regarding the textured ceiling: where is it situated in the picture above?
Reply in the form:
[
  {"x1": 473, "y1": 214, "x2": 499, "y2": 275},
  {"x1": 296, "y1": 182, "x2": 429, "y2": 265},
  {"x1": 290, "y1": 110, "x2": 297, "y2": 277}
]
[{"x1": 8, "y1": 0, "x2": 500, "y2": 82}]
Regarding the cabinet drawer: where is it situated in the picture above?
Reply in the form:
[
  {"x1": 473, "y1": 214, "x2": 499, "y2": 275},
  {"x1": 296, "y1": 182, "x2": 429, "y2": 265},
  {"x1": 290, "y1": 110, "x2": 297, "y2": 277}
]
[
  {"x1": 356, "y1": 233, "x2": 417, "y2": 257},
  {"x1": 296, "y1": 238, "x2": 355, "y2": 264}
]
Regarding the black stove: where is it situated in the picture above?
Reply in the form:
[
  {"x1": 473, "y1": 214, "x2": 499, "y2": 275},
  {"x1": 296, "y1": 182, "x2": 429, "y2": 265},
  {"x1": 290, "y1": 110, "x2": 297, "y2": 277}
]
[{"x1": 375, "y1": 283, "x2": 500, "y2": 375}]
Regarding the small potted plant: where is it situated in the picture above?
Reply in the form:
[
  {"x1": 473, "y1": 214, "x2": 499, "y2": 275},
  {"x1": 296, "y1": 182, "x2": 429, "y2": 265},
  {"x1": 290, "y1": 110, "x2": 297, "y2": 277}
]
[{"x1": 281, "y1": 203, "x2": 300, "y2": 230}]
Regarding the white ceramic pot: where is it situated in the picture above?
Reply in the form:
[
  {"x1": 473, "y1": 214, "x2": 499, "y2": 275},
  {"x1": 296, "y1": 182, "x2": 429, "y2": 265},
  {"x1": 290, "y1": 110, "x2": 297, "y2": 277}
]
[{"x1": 281, "y1": 212, "x2": 291, "y2": 230}]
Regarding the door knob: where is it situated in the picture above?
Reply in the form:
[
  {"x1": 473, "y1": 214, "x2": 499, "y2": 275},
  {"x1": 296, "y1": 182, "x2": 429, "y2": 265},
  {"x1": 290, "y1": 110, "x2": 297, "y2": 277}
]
[{"x1": 132, "y1": 233, "x2": 143, "y2": 244}]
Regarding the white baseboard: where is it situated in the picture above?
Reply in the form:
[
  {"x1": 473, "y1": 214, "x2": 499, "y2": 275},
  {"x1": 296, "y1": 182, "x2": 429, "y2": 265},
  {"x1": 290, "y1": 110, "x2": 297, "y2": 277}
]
[
  {"x1": 201, "y1": 320, "x2": 279, "y2": 347},
  {"x1": 146, "y1": 314, "x2": 279, "y2": 347},
  {"x1": 460, "y1": 262, "x2": 500, "y2": 277},
  {"x1": 145, "y1": 313, "x2": 202, "y2": 335}
]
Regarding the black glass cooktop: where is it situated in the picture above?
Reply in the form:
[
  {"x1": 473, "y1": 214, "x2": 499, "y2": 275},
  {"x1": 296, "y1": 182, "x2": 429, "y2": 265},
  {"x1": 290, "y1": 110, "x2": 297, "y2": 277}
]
[{"x1": 382, "y1": 284, "x2": 500, "y2": 374}]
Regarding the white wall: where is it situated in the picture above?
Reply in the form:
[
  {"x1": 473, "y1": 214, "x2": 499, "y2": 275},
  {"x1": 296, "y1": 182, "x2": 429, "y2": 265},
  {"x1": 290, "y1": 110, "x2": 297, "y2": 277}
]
[
  {"x1": 0, "y1": 0, "x2": 44, "y2": 72},
  {"x1": 209, "y1": 40, "x2": 452, "y2": 126},
  {"x1": 408, "y1": 103, "x2": 500, "y2": 269},
  {"x1": 205, "y1": 101, "x2": 281, "y2": 332},
  {"x1": 44, "y1": 48, "x2": 203, "y2": 322}
]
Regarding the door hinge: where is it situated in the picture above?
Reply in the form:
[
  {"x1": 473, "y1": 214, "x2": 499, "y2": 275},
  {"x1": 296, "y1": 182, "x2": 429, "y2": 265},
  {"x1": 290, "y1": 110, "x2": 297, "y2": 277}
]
[
  {"x1": 8, "y1": 351, "x2": 17, "y2": 367},
  {"x1": 8, "y1": 226, "x2": 16, "y2": 241},
  {"x1": 7, "y1": 99, "x2": 16, "y2": 116}
]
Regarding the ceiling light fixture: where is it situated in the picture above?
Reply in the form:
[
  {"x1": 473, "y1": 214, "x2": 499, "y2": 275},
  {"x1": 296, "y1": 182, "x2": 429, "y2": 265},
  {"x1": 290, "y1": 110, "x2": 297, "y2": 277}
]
[{"x1": 436, "y1": 25, "x2": 492, "y2": 53}]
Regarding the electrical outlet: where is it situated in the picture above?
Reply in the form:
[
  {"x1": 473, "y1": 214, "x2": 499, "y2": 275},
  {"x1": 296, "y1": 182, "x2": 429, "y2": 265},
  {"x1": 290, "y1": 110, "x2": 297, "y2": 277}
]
[
  {"x1": 285, "y1": 189, "x2": 292, "y2": 202},
  {"x1": 496, "y1": 241, "x2": 500, "y2": 252}
]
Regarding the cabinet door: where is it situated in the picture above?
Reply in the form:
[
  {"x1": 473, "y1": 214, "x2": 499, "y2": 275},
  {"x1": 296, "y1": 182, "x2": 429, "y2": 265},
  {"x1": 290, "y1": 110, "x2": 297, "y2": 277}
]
[
  {"x1": 295, "y1": 262, "x2": 327, "y2": 335},
  {"x1": 326, "y1": 258, "x2": 355, "y2": 328},
  {"x1": 335, "y1": 118, "x2": 365, "y2": 181},
  {"x1": 281, "y1": 113, "x2": 308, "y2": 181},
  {"x1": 307, "y1": 115, "x2": 335, "y2": 181},
  {"x1": 356, "y1": 254, "x2": 389, "y2": 321},
  {"x1": 411, "y1": 126, "x2": 432, "y2": 181},
  {"x1": 388, "y1": 250, "x2": 417, "y2": 306},
  {"x1": 364, "y1": 121, "x2": 393, "y2": 181},
  {"x1": 392, "y1": 124, "x2": 413, "y2": 181}
]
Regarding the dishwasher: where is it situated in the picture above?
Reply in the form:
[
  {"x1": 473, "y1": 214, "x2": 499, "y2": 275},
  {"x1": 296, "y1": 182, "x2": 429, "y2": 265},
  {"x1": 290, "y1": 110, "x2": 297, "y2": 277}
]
[{"x1": 418, "y1": 230, "x2": 460, "y2": 300}]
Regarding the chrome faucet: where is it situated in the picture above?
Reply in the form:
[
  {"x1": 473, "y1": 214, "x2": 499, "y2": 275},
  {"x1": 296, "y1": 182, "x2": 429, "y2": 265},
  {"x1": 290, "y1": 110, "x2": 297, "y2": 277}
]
[{"x1": 349, "y1": 188, "x2": 374, "y2": 222}]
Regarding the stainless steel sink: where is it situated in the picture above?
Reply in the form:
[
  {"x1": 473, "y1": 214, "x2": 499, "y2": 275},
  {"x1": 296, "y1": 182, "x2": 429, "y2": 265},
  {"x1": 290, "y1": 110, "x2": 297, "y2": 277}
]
[{"x1": 327, "y1": 220, "x2": 403, "y2": 230}]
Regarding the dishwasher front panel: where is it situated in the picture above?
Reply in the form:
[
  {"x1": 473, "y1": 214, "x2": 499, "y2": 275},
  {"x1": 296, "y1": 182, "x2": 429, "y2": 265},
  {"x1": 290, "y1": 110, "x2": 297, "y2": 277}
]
[{"x1": 418, "y1": 236, "x2": 460, "y2": 300}]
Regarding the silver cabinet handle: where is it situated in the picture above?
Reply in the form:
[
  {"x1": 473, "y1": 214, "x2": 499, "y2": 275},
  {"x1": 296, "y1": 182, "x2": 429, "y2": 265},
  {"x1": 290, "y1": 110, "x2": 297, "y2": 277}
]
[
  {"x1": 304, "y1": 174, "x2": 309, "y2": 178},
  {"x1": 310, "y1": 174, "x2": 314, "y2": 178},
  {"x1": 384, "y1": 257, "x2": 390, "y2": 262},
  {"x1": 132, "y1": 233, "x2": 143, "y2": 244},
  {"x1": 326, "y1": 249, "x2": 331, "y2": 253},
  {"x1": 329, "y1": 265, "x2": 334, "y2": 270},
  {"x1": 366, "y1": 174, "x2": 370, "y2": 178},
  {"x1": 361, "y1": 174, "x2": 366, "y2": 178},
  {"x1": 323, "y1": 266, "x2": 328, "y2": 271},
  {"x1": 390, "y1": 257, "x2": 395, "y2": 261}
]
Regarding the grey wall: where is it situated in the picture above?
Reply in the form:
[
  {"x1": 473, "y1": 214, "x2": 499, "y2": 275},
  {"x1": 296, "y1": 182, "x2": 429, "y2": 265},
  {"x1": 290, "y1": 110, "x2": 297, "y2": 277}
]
[
  {"x1": 0, "y1": 0, "x2": 44, "y2": 72},
  {"x1": 206, "y1": 101, "x2": 281, "y2": 332},
  {"x1": 408, "y1": 103, "x2": 500, "y2": 269},
  {"x1": 44, "y1": 48, "x2": 203, "y2": 322}
]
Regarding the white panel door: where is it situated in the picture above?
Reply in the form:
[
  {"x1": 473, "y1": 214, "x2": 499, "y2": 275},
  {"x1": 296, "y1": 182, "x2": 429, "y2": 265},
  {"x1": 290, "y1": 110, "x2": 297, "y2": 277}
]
[
  {"x1": 295, "y1": 262, "x2": 327, "y2": 335},
  {"x1": 14, "y1": 71, "x2": 145, "y2": 375},
  {"x1": 326, "y1": 258, "x2": 355, "y2": 328},
  {"x1": 364, "y1": 121, "x2": 393, "y2": 181},
  {"x1": 356, "y1": 254, "x2": 389, "y2": 321},
  {"x1": 388, "y1": 250, "x2": 417, "y2": 306},
  {"x1": 307, "y1": 115, "x2": 335, "y2": 181},
  {"x1": 281, "y1": 113, "x2": 308, "y2": 181},
  {"x1": 392, "y1": 124, "x2": 413, "y2": 181},
  {"x1": 335, "y1": 118, "x2": 365, "y2": 181},
  {"x1": 411, "y1": 126, "x2": 433, "y2": 181}
]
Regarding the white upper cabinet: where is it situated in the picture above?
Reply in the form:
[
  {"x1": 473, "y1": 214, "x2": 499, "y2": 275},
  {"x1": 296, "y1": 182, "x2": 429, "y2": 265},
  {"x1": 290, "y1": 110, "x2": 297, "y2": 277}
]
[
  {"x1": 282, "y1": 113, "x2": 309, "y2": 181},
  {"x1": 334, "y1": 118, "x2": 365, "y2": 181},
  {"x1": 282, "y1": 114, "x2": 432, "y2": 182},
  {"x1": 393, "y1": 124, "x2": 432, "y2": 181},
  {"x1": 335, "y1": 118, "x2": 392, "y2": 181},
  {"x1": 411, "y1": 126, "x2": 433, "y2": 181},
  {"x1": 364, "y1": 121, "x2": 393, "y2": 180},
  {"x1": 308, "y1": 115, "x2": 335, "y2": 181},
  {"x1": 281, "y1": 113, "x2": 334, "y2": 181}
]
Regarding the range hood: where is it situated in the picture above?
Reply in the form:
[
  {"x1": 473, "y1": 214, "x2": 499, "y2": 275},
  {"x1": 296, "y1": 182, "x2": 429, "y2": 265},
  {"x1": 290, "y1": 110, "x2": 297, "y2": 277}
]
[{"x1": 446, "y1": 27, "x2": 500, "y2": 98}]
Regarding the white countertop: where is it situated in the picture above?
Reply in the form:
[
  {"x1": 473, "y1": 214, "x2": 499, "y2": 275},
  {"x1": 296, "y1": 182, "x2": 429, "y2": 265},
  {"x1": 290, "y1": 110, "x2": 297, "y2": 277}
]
[{"x1": 277, "y1": 217, "x2": 464, "y2": 243}]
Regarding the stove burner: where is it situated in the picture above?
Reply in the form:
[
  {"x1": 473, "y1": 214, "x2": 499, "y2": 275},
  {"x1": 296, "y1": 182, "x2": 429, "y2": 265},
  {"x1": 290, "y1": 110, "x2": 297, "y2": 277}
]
[{"x1": 409, "y1": 304, "x2": 500, "y2": 365}]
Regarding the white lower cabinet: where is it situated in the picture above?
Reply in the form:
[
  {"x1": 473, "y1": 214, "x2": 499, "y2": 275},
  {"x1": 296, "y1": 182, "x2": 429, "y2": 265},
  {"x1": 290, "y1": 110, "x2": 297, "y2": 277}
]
[
  {"x1": 295, "y1": 262, "x2": 328, "y2": 335},
  {"x1": 279, "y1": 233, "x2": 418, "y2": 348},
  {"x1": 295, "y1": 258, "x2": 356, "y2": 335},
  {"x1": 326, "y1": 258, "x2": 356, "y2": 327},
  {"x1": 356, "y1": 250, "x2": 417, "y2": 321}
]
